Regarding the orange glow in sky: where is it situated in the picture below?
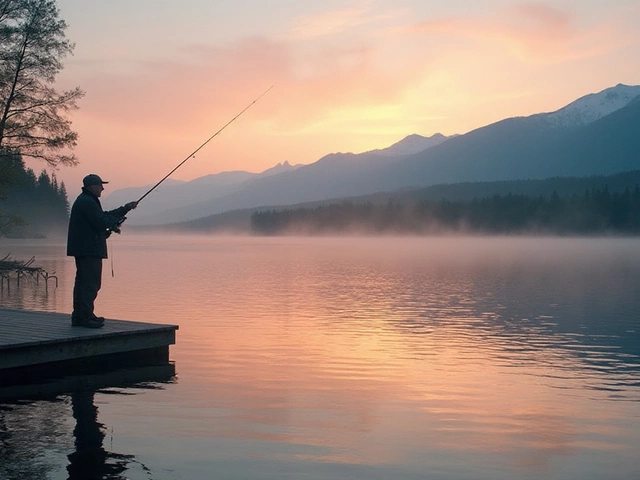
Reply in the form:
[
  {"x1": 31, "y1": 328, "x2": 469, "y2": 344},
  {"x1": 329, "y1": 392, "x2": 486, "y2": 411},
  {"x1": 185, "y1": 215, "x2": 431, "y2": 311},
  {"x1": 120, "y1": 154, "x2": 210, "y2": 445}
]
[{"x1": 38, "y1": 1, "x2": 640, "y2": 191}]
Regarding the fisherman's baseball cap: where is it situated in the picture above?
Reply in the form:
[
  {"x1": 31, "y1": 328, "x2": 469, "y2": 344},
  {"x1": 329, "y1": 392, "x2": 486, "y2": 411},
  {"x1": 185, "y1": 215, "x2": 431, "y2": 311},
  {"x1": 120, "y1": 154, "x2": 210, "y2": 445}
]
[{"x1": 83, "y1": 174, "x2": 109, "y2": 187}]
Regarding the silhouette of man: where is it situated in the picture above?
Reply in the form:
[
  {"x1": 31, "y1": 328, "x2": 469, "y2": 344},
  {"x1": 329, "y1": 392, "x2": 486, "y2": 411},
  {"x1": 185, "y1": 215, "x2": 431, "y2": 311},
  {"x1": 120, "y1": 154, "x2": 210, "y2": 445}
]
[{"x1": 67, "y1": 174, "x2": 137, "y2": 328}]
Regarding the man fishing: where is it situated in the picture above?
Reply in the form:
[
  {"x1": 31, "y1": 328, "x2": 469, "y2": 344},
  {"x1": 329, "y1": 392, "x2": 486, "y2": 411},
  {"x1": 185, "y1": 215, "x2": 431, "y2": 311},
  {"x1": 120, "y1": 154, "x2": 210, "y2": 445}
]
[{"x1": 67, "y1": 174, "x2": 138, "y2": 328}]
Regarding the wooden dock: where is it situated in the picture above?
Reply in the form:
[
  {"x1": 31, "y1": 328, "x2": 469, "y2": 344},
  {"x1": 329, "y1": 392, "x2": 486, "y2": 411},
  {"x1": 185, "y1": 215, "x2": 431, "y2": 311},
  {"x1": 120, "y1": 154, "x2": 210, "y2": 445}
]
[{"x1": 0, "y1": 308, "x2": 178, "y2": 389}]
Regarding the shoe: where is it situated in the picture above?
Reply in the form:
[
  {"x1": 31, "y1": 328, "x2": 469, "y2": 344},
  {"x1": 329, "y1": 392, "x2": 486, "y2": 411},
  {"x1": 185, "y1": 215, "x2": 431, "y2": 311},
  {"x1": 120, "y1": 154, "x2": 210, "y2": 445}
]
[
  {"x1": 72, "y1": 314, "x2": 105, "y2": 326},
  {"x1": 72, "y1": 316, "x2": 104, "y2": 328},
  {"x1": 78, "y1": 317, "x2": 104, "y2": 328}
]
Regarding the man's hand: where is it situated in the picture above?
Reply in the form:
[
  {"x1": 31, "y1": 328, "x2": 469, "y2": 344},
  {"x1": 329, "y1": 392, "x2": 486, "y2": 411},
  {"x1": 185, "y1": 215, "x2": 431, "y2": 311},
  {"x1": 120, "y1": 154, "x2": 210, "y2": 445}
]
[
  {"x1": 112, "y1": 216, "x2": 127, "y2": 234},
  {"x1": 125, "y1": 201, "x2": 138, "y2": 211}
]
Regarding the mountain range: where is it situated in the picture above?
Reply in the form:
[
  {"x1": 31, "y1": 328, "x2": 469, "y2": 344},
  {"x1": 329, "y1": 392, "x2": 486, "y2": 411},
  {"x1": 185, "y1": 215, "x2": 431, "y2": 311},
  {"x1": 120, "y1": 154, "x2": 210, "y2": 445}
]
[{"x1": 104, "y1": 83, "x2": 640, "y2": 226}]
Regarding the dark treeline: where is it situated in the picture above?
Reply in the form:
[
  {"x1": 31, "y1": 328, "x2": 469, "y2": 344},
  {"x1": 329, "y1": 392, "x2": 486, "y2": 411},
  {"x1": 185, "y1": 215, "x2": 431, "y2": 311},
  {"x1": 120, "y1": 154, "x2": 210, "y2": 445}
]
[
  {"x1": 0, "y1": 153, "x2": 69, "y2": 237},
  {"x1": 251, "y1": 185, "x2": 640, "y2": 236}
]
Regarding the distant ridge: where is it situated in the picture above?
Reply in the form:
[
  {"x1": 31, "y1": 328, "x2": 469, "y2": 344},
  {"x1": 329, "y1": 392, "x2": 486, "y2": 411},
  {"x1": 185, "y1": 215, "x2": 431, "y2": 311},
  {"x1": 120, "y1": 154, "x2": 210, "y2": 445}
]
[
  {"x1": 107, "y1": 83, "x2": 640, "y2": 226},
  {"x1": 367, "y1": 133, "x2": 454, "y2": 156},
  {"x1": 135, "y1": 170, "x2": 640, "y2": 234}
]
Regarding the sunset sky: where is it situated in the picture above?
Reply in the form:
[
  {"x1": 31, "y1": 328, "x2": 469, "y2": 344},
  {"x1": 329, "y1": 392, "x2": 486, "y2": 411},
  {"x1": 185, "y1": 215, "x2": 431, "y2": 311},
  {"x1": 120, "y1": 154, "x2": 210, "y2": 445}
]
[{"x1": 42, "y1": 0, "x2": 640, "y2": 191}]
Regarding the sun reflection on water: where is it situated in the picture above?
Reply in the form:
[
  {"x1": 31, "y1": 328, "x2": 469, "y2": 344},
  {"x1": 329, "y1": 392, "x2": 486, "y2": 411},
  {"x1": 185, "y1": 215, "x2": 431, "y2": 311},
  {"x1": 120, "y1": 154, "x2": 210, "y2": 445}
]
[{"x1": 1, "y1": 235, "x2": 639, "y2": 479}]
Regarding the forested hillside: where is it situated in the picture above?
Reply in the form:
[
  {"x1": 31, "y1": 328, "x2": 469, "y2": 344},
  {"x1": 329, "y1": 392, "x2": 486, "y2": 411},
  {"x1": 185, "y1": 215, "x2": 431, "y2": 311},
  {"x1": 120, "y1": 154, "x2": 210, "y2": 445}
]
[
  {"x1": 0, "y1": 153, "x2": 69, "y2": 237},
  {"x1": 251, "y1": 176, "x2": 640, "y2": 236}
]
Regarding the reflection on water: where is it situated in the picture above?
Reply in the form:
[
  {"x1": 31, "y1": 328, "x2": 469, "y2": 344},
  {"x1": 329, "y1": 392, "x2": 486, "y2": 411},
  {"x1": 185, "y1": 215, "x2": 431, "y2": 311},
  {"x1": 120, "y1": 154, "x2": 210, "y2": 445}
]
[
  {"x1": 0, "y1": 399, "x2": 71, "y2": 480},
  {"x1": 66, "y1": 391, "x2": 141, "y2": 480},
  {"x1": 0, "y1": 364, "x2": 176, "y2": 480},
  {"x1": 1, "y1": 236, "x2": 639, "y2": 479}
]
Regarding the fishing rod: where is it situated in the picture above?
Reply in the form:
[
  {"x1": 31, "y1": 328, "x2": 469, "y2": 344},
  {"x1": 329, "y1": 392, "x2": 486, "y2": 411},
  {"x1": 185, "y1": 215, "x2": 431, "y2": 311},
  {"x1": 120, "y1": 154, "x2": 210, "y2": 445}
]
[{"x1": 136, "y1": 84, "x2": 275, "y2": 204}]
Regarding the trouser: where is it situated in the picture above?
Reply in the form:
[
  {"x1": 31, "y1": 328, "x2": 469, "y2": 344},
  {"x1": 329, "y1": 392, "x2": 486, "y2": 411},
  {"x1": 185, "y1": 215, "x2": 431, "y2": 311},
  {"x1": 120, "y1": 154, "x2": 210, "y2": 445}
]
[{"x1": 72, "y1": 256, "x2": 103, "y2": 321}]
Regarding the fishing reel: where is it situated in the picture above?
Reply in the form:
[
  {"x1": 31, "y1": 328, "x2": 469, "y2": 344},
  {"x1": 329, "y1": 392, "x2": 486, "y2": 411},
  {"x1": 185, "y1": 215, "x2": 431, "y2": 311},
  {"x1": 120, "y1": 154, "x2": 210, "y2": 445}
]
[{"x1": 111, "y1": 216, "x2": 127, "y2": 234}]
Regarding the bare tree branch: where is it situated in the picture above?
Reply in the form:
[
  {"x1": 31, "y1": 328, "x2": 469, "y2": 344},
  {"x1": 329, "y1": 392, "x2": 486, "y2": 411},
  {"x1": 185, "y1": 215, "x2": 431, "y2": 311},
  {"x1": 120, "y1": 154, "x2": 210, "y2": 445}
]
[{"x1": 0, "y1": 0, "x2": 84, "y2": 167}]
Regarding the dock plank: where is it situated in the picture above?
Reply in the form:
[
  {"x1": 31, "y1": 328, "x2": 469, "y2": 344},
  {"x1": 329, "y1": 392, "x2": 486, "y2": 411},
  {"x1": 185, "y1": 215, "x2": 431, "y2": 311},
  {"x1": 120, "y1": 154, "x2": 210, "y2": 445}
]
[{"x1": 0, "y1": 308, "x2": 178, "y2": 371}]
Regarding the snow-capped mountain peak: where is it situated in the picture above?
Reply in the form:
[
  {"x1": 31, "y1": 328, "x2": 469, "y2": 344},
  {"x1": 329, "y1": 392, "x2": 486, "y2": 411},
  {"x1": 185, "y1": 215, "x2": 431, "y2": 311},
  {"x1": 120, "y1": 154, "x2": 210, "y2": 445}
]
[{"x1": 541, "y1": 83, "x2": 640, "y2": 128}]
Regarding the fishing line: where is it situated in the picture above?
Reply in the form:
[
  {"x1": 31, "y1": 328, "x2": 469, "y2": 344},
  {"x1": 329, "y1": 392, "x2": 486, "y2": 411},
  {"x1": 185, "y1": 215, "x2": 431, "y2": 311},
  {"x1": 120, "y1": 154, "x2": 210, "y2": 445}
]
[{"x1": 136, "y1": 84, "x2": 275, "y2": 204}]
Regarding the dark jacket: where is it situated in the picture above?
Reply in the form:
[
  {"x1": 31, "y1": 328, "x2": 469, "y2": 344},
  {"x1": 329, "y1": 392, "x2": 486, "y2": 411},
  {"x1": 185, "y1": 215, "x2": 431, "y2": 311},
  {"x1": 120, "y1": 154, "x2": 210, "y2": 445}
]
[{"x1": 67, "y1": 188, "x2": 130, "y2": 258}]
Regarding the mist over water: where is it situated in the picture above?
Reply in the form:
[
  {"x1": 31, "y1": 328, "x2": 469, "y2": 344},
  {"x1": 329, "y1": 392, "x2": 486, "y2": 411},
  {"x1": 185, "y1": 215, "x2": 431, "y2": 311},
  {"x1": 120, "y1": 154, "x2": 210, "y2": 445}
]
[{"x1": 1, "y1": 235, "x2": 639, "y2": 479}]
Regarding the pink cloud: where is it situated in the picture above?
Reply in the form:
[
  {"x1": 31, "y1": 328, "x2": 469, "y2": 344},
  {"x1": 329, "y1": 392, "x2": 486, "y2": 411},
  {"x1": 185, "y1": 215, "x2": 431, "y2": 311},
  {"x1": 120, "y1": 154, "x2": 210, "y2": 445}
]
[
  {"x1": 53, "y1": 32, "x2": 430, "y2": 187},
  {"x1": 287, "y1": 3, "x2": 405, "y2": 40},
  {"x1": 73, "y1": 38, "x2": 285, "y2": 130},
  {"x1": 402, "y1": 2, "x2": 632, "y2": 64},
  {"x1": 69, "y1": 33, "x2": 425, "y2": 141},
  {"x1": 510, "y1": 3, "x2": 571, "y2": 32}
]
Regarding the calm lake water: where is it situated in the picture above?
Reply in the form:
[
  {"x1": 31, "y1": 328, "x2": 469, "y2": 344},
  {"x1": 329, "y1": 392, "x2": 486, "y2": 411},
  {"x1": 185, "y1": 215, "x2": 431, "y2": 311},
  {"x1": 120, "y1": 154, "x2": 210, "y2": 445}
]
[{"x1": 1, "y1": 235, "x2": 639, "y2": 480}]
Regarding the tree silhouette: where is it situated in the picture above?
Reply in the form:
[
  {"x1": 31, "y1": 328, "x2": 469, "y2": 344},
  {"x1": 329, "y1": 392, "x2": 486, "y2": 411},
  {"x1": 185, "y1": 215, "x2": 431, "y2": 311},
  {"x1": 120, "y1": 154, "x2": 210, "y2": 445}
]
[
  {"x1": 250, "y1": 182, "x2": 640, "y2": 236},
  {"x1": 0, "y1": 153, "x2": 69, "y2": 236},
  {"x1": 0, "y1": 0, "x2": 84, "y2": 167}
]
